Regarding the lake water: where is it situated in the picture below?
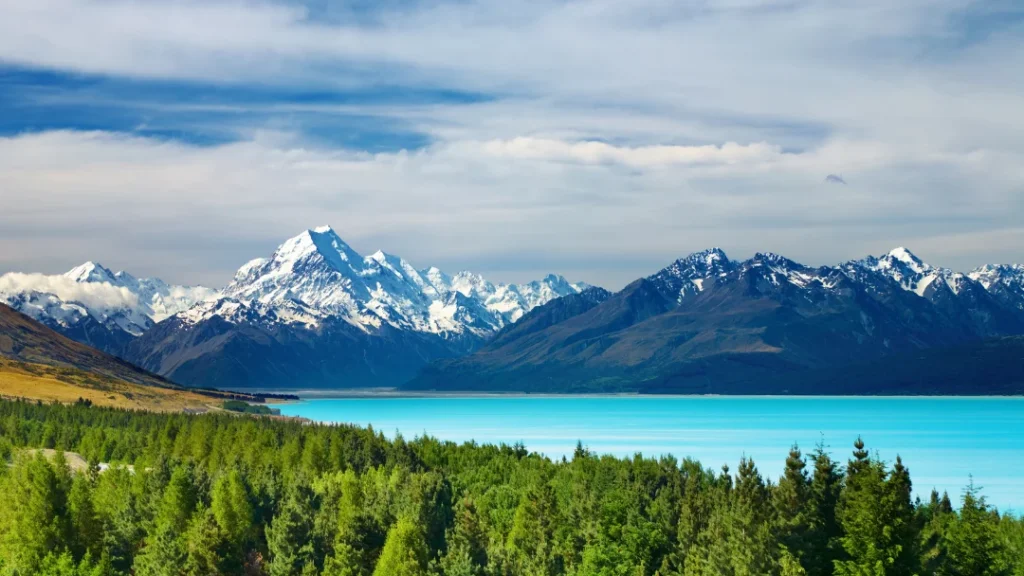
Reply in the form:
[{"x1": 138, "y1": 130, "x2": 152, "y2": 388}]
[{"x1": 277, "y1": 395, "x2": 1024, "y2": 512}]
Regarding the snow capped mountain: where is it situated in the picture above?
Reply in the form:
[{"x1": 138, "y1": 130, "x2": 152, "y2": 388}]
[
  {"x1": 850, "y1": 247, "x2": 965, "y2": 297},
  {"x1": 0, "y1": 262, "x2": 215, "y2": 352},
  {"x1": 124, "y1": 226, "x2": 590, "y2": 389},
  {"x1": 192, "y1": 226, "x2": 587, "y2": 338},
  {"x1": 970, "y1": 264, "x2": 1024, "y2": 311},
  {"x1": 648, "y1": 247, "x2": 735, "y2": 302}
]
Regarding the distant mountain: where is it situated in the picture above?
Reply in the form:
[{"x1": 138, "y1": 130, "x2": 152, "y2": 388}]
[
  {"x1": 406, "y1": 248, "x2": 1024, "y2": 393},
  {"x1": 0, "y1": 262, "x2": 215, "y2": 354},
  {"x1": 0, "y1": 302, "x2": 179, "y2": 389},
  {"x1": 122, "y1": 226, "x2": 587, "y2": 389}
]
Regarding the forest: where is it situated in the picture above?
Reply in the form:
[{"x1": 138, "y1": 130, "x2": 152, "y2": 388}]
[{"x1": 0, "y1": 399, "x2": 1020, "y2": 576}]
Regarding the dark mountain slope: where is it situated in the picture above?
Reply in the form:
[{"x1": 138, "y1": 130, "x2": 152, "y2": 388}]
[
  {"x1": 0, "y1": 303, "x2": 178, "y2": 389},
  {"x1": 406, "y1": 251, "x2": 1019, "y2": 393},
  {"x1": 644, "y1": 336, "x2": 1024, "y2": 395},
  {"x1": 124, "y1": 300, "x2": 474, "y2": 390}
]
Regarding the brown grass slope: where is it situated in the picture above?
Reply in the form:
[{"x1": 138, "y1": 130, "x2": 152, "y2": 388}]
[{"x1": 0, "y1": 303, "x2": 181, "y2": 389}]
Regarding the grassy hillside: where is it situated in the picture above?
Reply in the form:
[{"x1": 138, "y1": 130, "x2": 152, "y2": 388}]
[
  {"x1": 0, "y1": 357, "x2": 217, "y2": 411},
  {"x1": 0, "y1": 303, "x2": 292, "y2": 410},
  {"x1": 0, "y1": 303, "x2": 182, "y2": 389}
]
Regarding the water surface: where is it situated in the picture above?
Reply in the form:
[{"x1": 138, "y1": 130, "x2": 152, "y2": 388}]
[{"x1": 278, "y1": 395, "x2": 1024, "y2": 511}]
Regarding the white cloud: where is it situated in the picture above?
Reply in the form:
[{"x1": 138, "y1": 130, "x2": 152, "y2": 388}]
[
  {"x1": 473, "y1": 138, "x2": 784, "y2": 168},
  {"x1": 2, "y1": 129, "x2": 1021, "y2": 289},
  {"x1": 0, "y1": 1, "x2": 1022, "y2": 286},
  {"x1": 0, "y1": 272, "x2": 140, "y2": 311}
]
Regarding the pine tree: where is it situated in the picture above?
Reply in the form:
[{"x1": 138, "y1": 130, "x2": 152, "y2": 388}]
[
  {"x1": 834, "y1": 438, "x2": 918, "y2": 576},
  {"x1": 775, "y1": 444, "x2": 811, "y2": 567},
  {"x1": 0, "y1": 454, "x2": 70, "y2": 575},
  {"x1": 883, "y1": 456, "x2": 918, "y2": 576},
  {"x1": 68, "y1": 474, "x2": 101, "y2": 562},
  {"x1": 942, "y1": 479, "x2": 1008, "y2": 576},
  {"x1": 212, "y1": 468, "x2": 255, "y2": 554},
  {"x1": 323, "y1": 471, "x2": 375, "y2": 576},
  {"x1": 373, "y1": 516, "x2": 430, "y2": 576},
  {"x1": 440, "y1": 497, "x2": 488, "y2": 576},
  {"x1": 807, "y1": 442, "x2": 843, "y2": 576},
  {"x1": 182, "y1": 507, "x2": 224, "y2": 576},
  {"x1": 267, "y1": 485, "x2": 317, "y2": 576}
]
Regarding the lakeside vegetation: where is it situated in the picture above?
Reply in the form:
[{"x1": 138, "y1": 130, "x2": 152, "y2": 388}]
[
  {"x1": 222, "y1": 399, "x2": 280, "y2": 416},
  {"x1": 0, "y1": 399, "x2": 1021, "y2": 576}
]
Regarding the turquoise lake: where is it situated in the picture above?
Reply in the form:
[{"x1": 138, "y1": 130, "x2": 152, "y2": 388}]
[{"x1": 277, "y1": 396, "x2": 1024, "y2": 512}]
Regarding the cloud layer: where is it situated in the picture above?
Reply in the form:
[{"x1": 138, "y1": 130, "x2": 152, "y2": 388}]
[
  {"x1": 0, "y1": 272, "x2": 141, "y2": 311},
  {"x1": 0, "y1": 0, "x2": 1022, "y2": 288}
]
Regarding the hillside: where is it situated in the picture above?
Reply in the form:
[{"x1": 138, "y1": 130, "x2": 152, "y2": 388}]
[
  {"x1": 0, "y1": 302, "x2": 182, "y2": 389},
  {"x1": 406, "y1": 249, "x2": 1024, "y2": 394},
  {"x1": 0, "y1": 303, "x2": 277, "y2": 409}
]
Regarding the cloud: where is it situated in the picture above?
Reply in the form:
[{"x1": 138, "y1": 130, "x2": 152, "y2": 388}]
[
  {"x1": 0, "y1": 272, "x2": 140, "y2": 311},
  {"x1": 474, "y1": 138, "x2": 784, "y2": 168},
  {"x1": 1, "y1": 129, "x2": 1021, "y2": 290},
  {"x1": 0, "y1": 1, "x2": 1022, "y2": 287}
]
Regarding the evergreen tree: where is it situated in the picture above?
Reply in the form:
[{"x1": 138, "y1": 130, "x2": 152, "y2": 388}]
[
  {"x1": 323, "y1": 471, "x2": 376, "y2": 576},
  {"x1": 0, "y1": 454, "x2": 70, "y2": 575},
  {"x1": 883, "y1": 456, "x2": 918, "y2": 576},
  {"x1": 942, "y1": 480, "x2": 1008, "y2": 576},
  {"x1": 267, "y1": 484, "x2": 317, "y2": 576},
  {"x1": 67, "y1": 474, "x2": 101, "y2": 562},
  {"x1": 834, "y1": 438, "x2": 919, "y2": 576},
  {"x1": 775, "y1": 445, "x2": 811, "y2": 571},
  {"x1": 211, "y1": 468, "x2": 255, "y2": 557},
  {"x1": 806, "y1": 442, "x2": 843, "y2": 576},
  {"x1": 182, "y1": 507, "x2": 224, "y2": 576},
  {"x1": 373, "y1": 517, "x2": 430, "y2": 576},
  {"x1": 440, "y1": 498, "x2": 488, "y2": 576}
]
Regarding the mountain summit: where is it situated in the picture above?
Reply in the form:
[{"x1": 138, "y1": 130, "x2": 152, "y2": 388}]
[
  {"x1": 121, "y1": 226, "x2": 588, "y2": 389},
  {"x1": 407, "y1": 246, "x2": 1024, "y2": 394}
]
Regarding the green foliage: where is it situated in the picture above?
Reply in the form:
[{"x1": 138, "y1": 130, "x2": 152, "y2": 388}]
[
  {"x1": 373, "y1": 517, "x2": 429, "y2": 576},
  {"x1": 0, "y1": 399, "x2": 1020, "y2": 576},
  {"x1": 223, "y1": 400, "x2": 279, "y2": 415}
]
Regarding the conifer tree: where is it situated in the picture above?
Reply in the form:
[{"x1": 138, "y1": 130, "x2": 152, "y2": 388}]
[
  {"x1": 68, "y1": 474, "x2": 101, "y2": 562},
  {"x1": 883, "y1": 456, "x2": 918, "y2": 576},
  {"x1": 440, "y1": 497, "x2": 488, "y2": 576},
  {"x1": 942, "y1": 479, "x2": 1008, "y2": 576},
  {"x1": 775, "y1": 445, "x2": 812, "y2": 572},
  {"x1": 267, "y1": 484, "x2": 318, "y2": 576},
  {"x1": 182, "y1": 507, "x2": 225, "y2": 576},
  {"x1": 323, "y1": 471, "x2": 375, "y2": 576},
  {"x1": 0, "y1": 455, "x2": 70, "y2": 575},
  {"x1": 373, "y1": 516, "x2": 430, "y2": 576},
  {"x1": 212, "y1": 468, "x2": 255, "y2": 556}
]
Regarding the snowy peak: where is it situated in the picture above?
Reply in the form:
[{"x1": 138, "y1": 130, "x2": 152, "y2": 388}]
[
  {"x1": 217, "y1": 226, "x2": 589, "y2": 337},
  {"x1": 65, "y1": 261, "x2": 117, "y2": 284},
  {"x1": 1, "y1": 261, "x2": 216, "y2": 348},
  {"x1": 648, "y1": 247, "x2": 735, "y2": 302},
  {"x1": 272, "y1": 226, "x2": 364, "y2": 275},
  {"x1": 969, "y1": 263, "x2": 1024, "y2": 311},
  {"x1": 886, "y1": 247, "x2": 929, "y2": 272}
]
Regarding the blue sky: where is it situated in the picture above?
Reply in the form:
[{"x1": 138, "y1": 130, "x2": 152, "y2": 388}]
[{"x1": 1, "y1": 0, "x2": 1023, "y2": 288}]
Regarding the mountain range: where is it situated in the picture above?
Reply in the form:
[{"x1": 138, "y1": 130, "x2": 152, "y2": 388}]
[
  {"x1": 407, "y1": 247, "x2": 1024, "y2": 393},
  {"x1": 2, "y1": 228, "x2": 1023, "y2": 393},
  {"x1": 0, "y1": 226, "x2": 587, "y2": 389}
]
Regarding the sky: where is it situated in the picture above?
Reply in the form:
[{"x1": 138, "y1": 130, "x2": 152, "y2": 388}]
[{"x1": 1, "y1": 0, "x2": 1023, "y2": 289}]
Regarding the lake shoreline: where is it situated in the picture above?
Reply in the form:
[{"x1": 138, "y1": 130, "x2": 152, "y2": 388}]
[{"x1": 247, "y1": 388, "x2": 1024, "y2": 401}]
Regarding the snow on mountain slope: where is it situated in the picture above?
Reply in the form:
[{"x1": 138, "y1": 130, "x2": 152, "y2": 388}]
[
  {"x1": 849, "y1": 247, "x2": 978, "y2": 298},
  {"x1": 647, "y1": 248, "x2": 735, "y2": 302},
  {"x1": 201, "y1": 226, "x2": 587, "y2": 338},
  {"x1": 0, "y1": 262, "x2": 216, "y2": 352},
  {"x1": 970, "y1": 264, "x2": 1024, "y2": 311}
]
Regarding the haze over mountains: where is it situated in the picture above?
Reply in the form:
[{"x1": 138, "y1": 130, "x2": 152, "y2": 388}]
[{"x1": 2, "y1": 227, "x2": 1023, "y2": 392}]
